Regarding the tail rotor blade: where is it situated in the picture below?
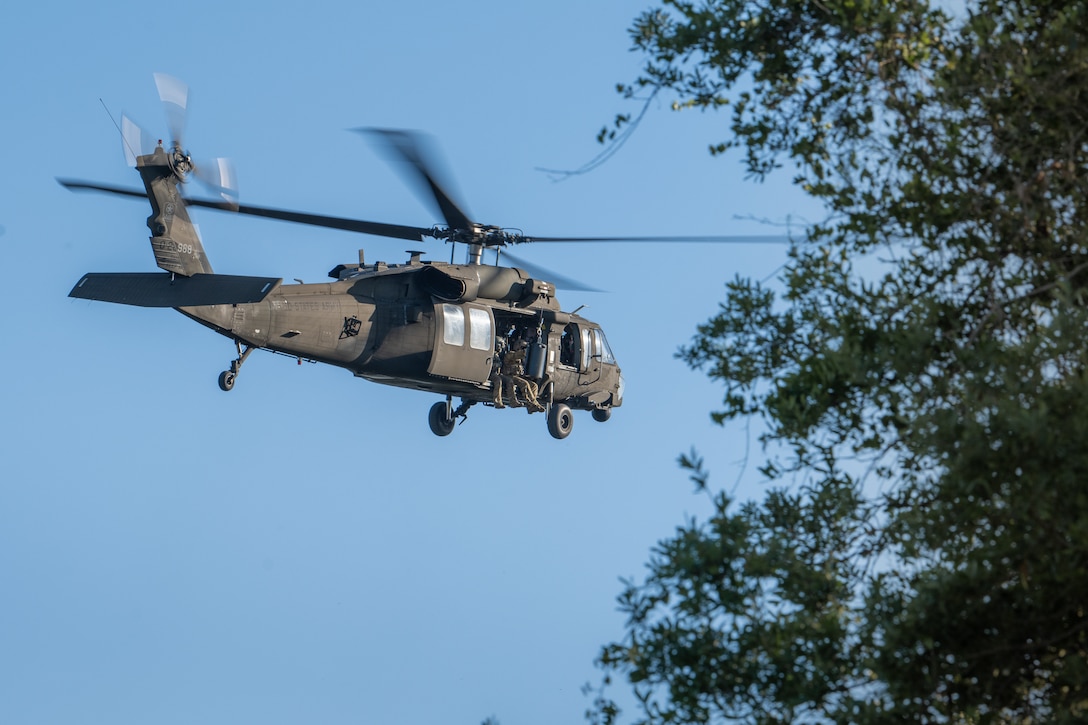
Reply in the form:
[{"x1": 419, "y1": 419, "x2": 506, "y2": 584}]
[
  {"x1": 153, "y1": 72, "x2": 189, "y2": 148},
  {"x1": 120, "y1": 114, "x2": 152, "y2": 167},
  {"x1": 193, "y1": 156, "x2": 239, "y2": 204}
]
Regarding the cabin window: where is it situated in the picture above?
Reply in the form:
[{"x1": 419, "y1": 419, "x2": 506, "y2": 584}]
[
  {"x1": 442, "y1": 304, "x2": 464, "y2": 345},
  {"x1": 581, "y1": 327, "x2": 593, "y2": 370},
  {"x1": 593, "y1": 329, "x2": 616, "y2": 365},
  {"x1": 469, "y1": 307, "x2": 492, "y2": 351}
]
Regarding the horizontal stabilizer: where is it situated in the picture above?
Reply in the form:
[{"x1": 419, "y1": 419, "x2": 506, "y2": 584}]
[{"x1": 69, "y1": 273, "x2": 281, "y2": 307}]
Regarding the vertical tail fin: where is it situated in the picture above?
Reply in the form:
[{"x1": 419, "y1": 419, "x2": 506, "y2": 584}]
[{"x1": 136, "y1": 145, "x2": 214, "y2": 276}]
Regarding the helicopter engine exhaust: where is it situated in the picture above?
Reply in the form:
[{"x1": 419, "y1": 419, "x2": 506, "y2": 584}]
[{"x1": 417, "y1": 265, "x2": 550, "y2": 305}]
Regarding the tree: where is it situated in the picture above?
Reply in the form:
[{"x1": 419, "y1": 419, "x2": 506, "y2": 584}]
[{"x1": 590, "y1": 1, "x2": 1088, "y2": 722}]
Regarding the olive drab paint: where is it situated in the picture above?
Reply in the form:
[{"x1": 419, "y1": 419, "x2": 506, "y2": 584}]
[{"x1": 62, "y1": 76, "x2": 629, "y2": 439}]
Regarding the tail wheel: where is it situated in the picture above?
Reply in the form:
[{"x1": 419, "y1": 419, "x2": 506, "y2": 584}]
[
  {"x1": 428, "y1": 401, "x2": 456, "y2": 437},
  {"x1": 547, "y1": 403, "x2": 574, "y2": 440}
]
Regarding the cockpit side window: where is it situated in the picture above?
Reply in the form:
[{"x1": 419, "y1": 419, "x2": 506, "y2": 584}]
[
  {"x1": 560, "y1": 323, "x2": 616, "y2": 371},
  {"x1": 593, "y1": 328, "x2": 616, "y2": 365}
]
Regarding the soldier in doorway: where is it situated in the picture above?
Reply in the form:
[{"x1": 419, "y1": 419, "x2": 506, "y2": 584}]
[
  {"x1": 500, "y1": 336, "x2": 544, "y2": 412},
  {"x1": 491, "y1": 334, "x2": 509, "y2": 408}
]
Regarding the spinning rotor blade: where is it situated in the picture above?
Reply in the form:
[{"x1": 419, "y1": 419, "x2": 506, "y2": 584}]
[
  {"x1": 57, "y1": 179, "x2": 430, "y2": 242},
  {"x1": 359, "y1": 128, "x2": 475, "y2": 232},
  {"x1": 120, "y1": 115, "x2": 154, "y2": 167},
  {"x1": 59, "y1": 179, "x2": 147, "y2": 201},
  {"x1": 60, "y1": 178, "x2": 794, "y2": 247},
  {"x1": 67, "y1": 112, "x2": 797, "y2": 253},
  {"x1": 499, "y1": 249, "x2": 603, "y2": 293},
  {"x1": 207, "y1": 200, "x2": 429, "y2": 240},
  {"x1": 356, "y1": 128, "x2": 794, "y2": 247},
  {"x1": 153, "y1": 73, "x2": 189, "y2": 148},
  {"x1": 523, "y1": 234, "x2": 793, "y2": 244},
  {"x1": 146, "y1": 74, "x2": 239, "y2": 202},
  {"x1": 192, "y1": 156, "x2": 239, "y2": 204}
]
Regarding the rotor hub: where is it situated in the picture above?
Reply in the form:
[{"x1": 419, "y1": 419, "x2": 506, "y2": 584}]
[
  {"x1": 166, "y1": 142, "x2": 193, "y2": 181},
  {"x1": 429, "y1": 225, "x2": 528, "y2": 248}
]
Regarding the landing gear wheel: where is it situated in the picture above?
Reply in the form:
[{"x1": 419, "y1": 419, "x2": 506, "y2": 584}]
[
  {"x1": 547, "y1": 403, "x2": 574, "y2": 440},
  {"x1": 592, "y1": 407, "x2": 611, "y2": 423},
  {"x1": 218, "y1": 340, "x2": 253, "y2": 392},
  {"x1": 428, "y1": 401, "x2": 456, "y2": 437}
]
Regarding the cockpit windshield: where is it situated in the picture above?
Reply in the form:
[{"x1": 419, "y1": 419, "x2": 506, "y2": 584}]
[{"x1": 593, "y1": 328, "x2": 616, "y2": 365}]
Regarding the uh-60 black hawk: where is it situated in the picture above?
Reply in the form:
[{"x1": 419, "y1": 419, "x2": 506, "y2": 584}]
[{"x1": 61, "y1": 75, "x2": 777, "y2": 439}]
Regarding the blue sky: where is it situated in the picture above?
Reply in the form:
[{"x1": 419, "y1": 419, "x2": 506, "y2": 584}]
[{"x1": 1, "y1": 2, "x2": 819, "y2": 723}]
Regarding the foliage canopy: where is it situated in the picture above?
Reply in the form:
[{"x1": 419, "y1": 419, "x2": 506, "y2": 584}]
[{"x1": 591, "y1": 1, "x2": 1088, "y2": 722}]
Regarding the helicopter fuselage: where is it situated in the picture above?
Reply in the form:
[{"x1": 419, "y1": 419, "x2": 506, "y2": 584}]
[
  {"x1": 64, "y1": 89, "x2": 626, "y2": 439},
  {"x1": 177, "y1": 257, "x2": 625, "y2": 415}
]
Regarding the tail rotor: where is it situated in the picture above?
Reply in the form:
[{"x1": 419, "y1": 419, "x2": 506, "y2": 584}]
[{"x1": 118, "y1": 73, "x2": 238, "y2": 205}]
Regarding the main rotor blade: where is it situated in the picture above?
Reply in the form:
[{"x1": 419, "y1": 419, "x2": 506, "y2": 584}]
[
  {"x1": 499, "y1": 249, "x2": 603, "y2": 293},
  {"x1": 205, "y1": 201, "x2": 430, "y2": 241},
  {"x1": 358, "y1": 128, "x2": 475, "y2": 232},
  {"x1": 59, "y1": 179, "x2": 148, "y2": 200},
  {"x1": 58, "y1": 178, "x2": 794, "y2": 248},
  {"x1": 524, "y1": 234, "x2": 794, "y2": 244},
  {"x1": 153, "y1": 73, "x2": 189, "y2": 148},
  {"x1": 57, "y1": 179, "x2": 432, "y2": 242}
]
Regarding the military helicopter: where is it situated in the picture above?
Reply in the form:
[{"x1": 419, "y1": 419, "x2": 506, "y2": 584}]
[{"x1": 61, "y1": 75, "x2": 780, "y2": 439}]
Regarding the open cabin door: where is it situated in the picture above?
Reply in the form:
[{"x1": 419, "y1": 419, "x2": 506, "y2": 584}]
[{"x1": 428, "y1": 302, "x2": 495, "y2": 384}]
